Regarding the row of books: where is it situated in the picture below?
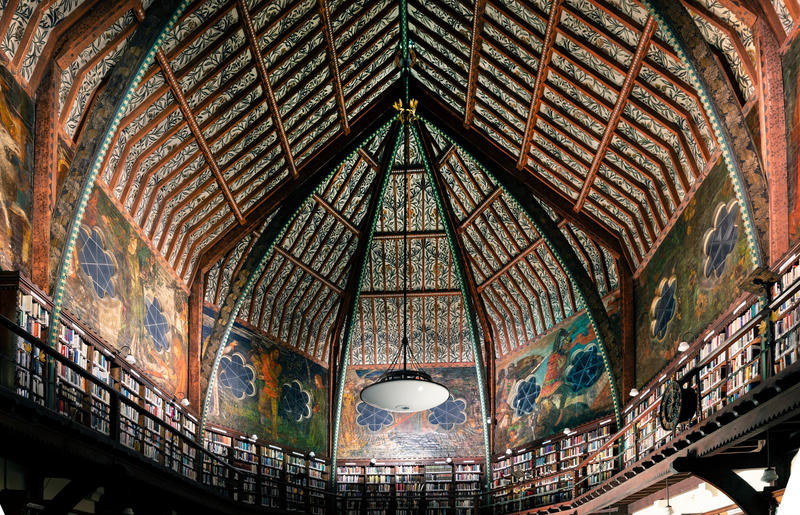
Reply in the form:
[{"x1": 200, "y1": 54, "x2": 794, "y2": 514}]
[{"x1": 14, "y1": 287, "x2": 198, "y2": 447}]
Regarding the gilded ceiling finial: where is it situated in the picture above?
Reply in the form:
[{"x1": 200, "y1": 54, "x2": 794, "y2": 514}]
[{"x1": 393, "y1": 98, "x2": 418, "y2": 122}]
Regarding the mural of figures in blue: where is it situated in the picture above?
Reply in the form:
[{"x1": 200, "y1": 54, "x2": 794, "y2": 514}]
[
  {"x1": 651, "y1": 277, "x2": 677, "y2": 340},
  {"x1": 356, "y1": 402, "x2": 394, "y2": 431},
  {"x1": 218, "y1": 353, "x2": 256, "y2": 400},
  {"x1": 496, "y1": 312, "x2": 613, "y2": 448},
  {"x1": 339, "y1": 367, "x2": 483, "y2": 459},
  {"x1": 144, "y1": 297, "x2": 170, "y2": 352},
  {"x1": 512, "y1": 375, "x2": 541, "y2": 416},
  {"x1": 203, "y1": 306, "x2": 328, "y2": 454},
  {"x1": 703, "y1": 201, "x2": 740, "y2": 279},
  {"x1": 428, "y1": 396, "x2": 467, "y2": 430},
  {"x1": 77, "y1": 226, "x2": 116, "y2": 298},
  {"x1": 635, "y1": 160, "x2": 754, "y2": 386},
  {"x1": 279, "y1": 381, "x2": 312, "y2": 422},
  {"x1": 565, "y1": 343, "x2": 604, "y2": 392}
]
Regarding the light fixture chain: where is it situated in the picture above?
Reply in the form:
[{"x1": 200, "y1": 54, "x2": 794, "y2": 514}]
[{"x1": 402, "y1": 115, "x2": 411, "y2": 370}]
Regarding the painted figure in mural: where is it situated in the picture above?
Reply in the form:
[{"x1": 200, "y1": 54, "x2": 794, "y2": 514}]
[
  {"x1": 533, "y1": 328, "x2": 571, "y2": 431},
  {"x1": 259, "y1": 347, "x2": 282, "y2": 439},
  {"x1": 0, "y1": 76, "x2": 31, "y2": 274},
  {"x1": 312, "y1": 374, "x2": 324, "y2": 415}
]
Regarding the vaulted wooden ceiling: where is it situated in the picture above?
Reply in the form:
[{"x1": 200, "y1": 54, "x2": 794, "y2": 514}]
[
  {"x1": 203, "y1": 124, "x2": 620, "y2": 363},
  {"x1": 2, "y1": 0, "x2": 784, "y2": 358}
]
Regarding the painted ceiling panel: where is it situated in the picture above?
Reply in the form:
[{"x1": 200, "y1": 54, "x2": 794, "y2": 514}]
[
  {"x1": 60, "y1": 9, "x2": 137, "y2": 139},
  {"x1": 208, "y1": 128, "x2": 392, "y2": 359},
  {"x1": 14, "y1": 0, "x2": 776, "y2": 377},
  {"x1": 170, "y1": 5, "x2": 240, "y2": 79}
]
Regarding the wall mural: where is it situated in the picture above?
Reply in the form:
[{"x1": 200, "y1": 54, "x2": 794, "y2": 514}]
[
  {"x1": 783, "y1": 37, "x2": 800, "y2": 245},
  {"x1": 203, "y1": 306, "x2": 328, "y2": 455},
  {"x1": 0, "y1": 66, "x2": 32, "y2": 276},
  {"x1": 338, "y1": 366, "x2": 483, "y2": 459},
  {"x1": 63, "y1": 186, "x2": 188, "y2": 395},
  {"x1": 494, "y1": 312, "x2": 612, "y2": 449},
  {"x1": 635, "y1": 158, "x2": 755, "y2": 385}
]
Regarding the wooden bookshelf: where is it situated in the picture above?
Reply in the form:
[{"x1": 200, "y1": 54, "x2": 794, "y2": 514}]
[
  {"x1": 0, "y1": 272, "x2": 200, "y2": 465},
  {"x1": 396, "y1": 463, "x2": 424, "y2": 514},
  {"x1": 337, "y1": 463, "x2": 365, "y2": 514},
  {"x1": 455, "y1": 461, "x2": 481, "y2": 512},
  {"x1": 284, "y1": 452, "x2": 307, "y2": 512},
  {"x1": 0, "y1": 272, "x2": 338, "y2": 510},
  {"x1": 308, "y1": 457, "x2": 329, "y2": 514},
  {"x1": 489, "y1": 417, "x2": 614, "y2": 511},
  {"x1": 773, "y1": 253, "x2": 800, "y2": 374},
  {"x1": 335, "y1": 459, "x2": 482, "y2": 514}
]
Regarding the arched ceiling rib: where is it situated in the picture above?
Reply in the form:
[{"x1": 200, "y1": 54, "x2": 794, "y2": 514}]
[
  {"x1": 7, "y1": 0, "x2": 782, "y2": 290},
  {"x1": 204, "y1": 127, "x2": 393, "y2": 362},
  {"x1": 204, "y1": 123, "x2": 620, "y2": 359}
]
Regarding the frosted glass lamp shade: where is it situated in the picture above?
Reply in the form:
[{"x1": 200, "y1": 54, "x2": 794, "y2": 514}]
[{"x1": 360, "y1": 370, "x2": 449, "y2": 412}]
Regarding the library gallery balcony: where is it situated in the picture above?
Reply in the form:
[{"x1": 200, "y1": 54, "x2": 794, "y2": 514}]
[{"x1": 1, "y1": 269, "x2": 800, "y2": 514}]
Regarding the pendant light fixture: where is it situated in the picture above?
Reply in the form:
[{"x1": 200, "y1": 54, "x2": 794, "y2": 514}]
[
  {"x1": 761, "y1": 431, "x2": 779, "y2": 483},
  {"x1": 664, "y1": 477, "x2": 674, "y2": 515},
  {"x1": 359, "y1": 106, "x2": 450, "y2": 413}
]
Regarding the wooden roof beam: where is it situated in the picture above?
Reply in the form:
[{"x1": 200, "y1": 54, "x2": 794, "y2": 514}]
[
  {"x1": 360, "y1": 289, "x2": 462, "y2": 299},
  {"x1": 154, "y1": 50, "x2": 245, "y2": 225},
  {"x1": 317, "y1": 0, "x2": 349, "y2": 134},
  {"x1": 237, "y1": 0, "x2": 297, "y2": 178},
  {"x1": 574, "y1": 16, "x2": 657, "y2": 213},
  {"x1": 274, "y1": 247, "x2": 343, "y2": 295},
  {"x1": 416, "y1": 119, "x2": 495, "y2": 459},
  {"x1": 464, "y1": 0, "x2": 487, "y2": 128},
  {"x1": 478, "y1": 220, "x2": 567, "y2": 292},
  {"x1": 190, "y1": 85, "x2": 399, "y2": 285},
  {"x1": 312, "y1": 194, "x2": 359, "y2": 236},
  {"x1": 517, "y1": 0, "x2": 562, "y2": 170},
  {"x1": 414, "y1": 81, "x2": 634, "y2": 273},
  {"x1": 457, "y1": 187, "x2": 502, "y2": 232}
]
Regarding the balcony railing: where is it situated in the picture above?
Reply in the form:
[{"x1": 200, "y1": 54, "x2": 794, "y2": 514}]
[
  {"x1": 3, "y1": 284, "x2": 800, "y2": 515},
  {"x1": 476, "y1": 286, "x2": 800, "y2": 514},
  {"x1": 0, "y1": 313, "x2": 346, "y2": 513}
]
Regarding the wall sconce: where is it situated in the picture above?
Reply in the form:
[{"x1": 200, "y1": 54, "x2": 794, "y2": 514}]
[
  {"x1": 174, "y1": 391, "x2": 190, "y2": 407},
  {"x1": 629, "y1": 388, "x2": 640, "y2": 397},
  {"x1": 119, "y1": 345, "x2": 136, "y2": 365},
  {"x1": 677, "y1": 331, "x2": 694, "y2": 353}
]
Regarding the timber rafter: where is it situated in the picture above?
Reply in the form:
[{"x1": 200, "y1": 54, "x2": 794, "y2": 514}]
[{"x1": 236, "y1": 0, "x2": 297, "y2": 178}]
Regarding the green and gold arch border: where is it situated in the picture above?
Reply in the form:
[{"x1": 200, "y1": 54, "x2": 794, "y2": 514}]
[
  {"x1": 200, "y1": 117, "x2": 400, "y2": 437},
  {"x1": 412, "y1": 122, "x2": 493, "y2": 489},
  {"x1": 642, "y1": 0, "x2": 764, "y2": 267},
  {"x1": 419, "y1": 117, "x2": 625, "y2": 434},
  {"x1": 329, "y1": 128, "x2": 404, "y2": 484},
  {"x1": 48, "y1": 0, "x2": 193, "y2": 350}
]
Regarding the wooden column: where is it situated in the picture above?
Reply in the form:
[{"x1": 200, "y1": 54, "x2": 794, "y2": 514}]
[
  {"x1": 187, "y1": 277, "x2": 204, "y2": 409},
  {"x1": 32, "y1": 62, "x2": 60, "y2": 292},
  {"x1": 199, "y1": 111, "x2": 400, "y2": 433},
  {"x1": 620, "y1": 261, "x2": 636, "y2": 395},
  {"x1": 754, "y1": 16, "x2": 789, "y2": 263},
  {"x1": 328, "y1": 120, "x2": 401, "y2": 461},
  {"x1": 416, "y1": 124, "x2": 496, "y2": 453}
]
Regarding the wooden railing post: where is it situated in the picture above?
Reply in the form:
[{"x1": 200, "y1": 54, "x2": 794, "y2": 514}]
[
  {"x1": 763, "y1": 293, "x2": 775, "y2": 381},
  {"x1": 109, "y1": 391, "x2": 120, "y2": 442}
]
